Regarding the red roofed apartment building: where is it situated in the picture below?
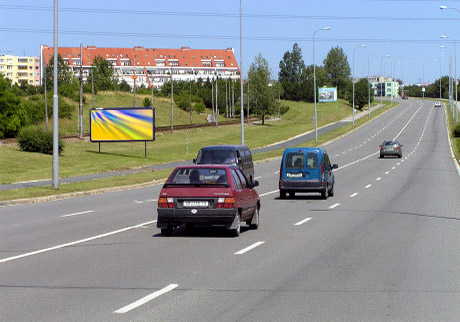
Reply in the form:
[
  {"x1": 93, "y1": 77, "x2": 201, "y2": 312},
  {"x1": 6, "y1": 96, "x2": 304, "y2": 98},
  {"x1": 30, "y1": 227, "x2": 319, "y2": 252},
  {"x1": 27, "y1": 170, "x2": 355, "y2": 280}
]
[{"x1": 40, "y1": 45, "x2": 240, "y2": 89}]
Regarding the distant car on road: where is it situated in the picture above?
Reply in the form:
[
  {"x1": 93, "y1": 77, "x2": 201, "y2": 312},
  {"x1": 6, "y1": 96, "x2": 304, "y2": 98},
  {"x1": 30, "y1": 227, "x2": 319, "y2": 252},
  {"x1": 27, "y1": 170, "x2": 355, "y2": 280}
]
[
  {"x1": 379, "y1": 140, "x2": 403, "y2": 158},
  {"x1": 434, "y1": 101, "x2": 442, "y2": 108},
  {"x1": 157, "y1": 165, "x2": 260, "y2": 237}
]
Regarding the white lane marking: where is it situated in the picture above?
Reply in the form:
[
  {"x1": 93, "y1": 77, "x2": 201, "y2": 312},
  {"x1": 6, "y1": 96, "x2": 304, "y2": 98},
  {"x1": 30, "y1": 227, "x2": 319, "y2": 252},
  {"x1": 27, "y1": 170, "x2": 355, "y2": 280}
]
[
  {"x1": 134, "y1": 200, "x2": 144, "y2": 204},
  {"x1": 0, "y1": 220, "x2": 157, "y2": 264},
  {"x1": 397, "y1": 163, "x2": 400, "y2": 166},
  {"x1": 329, "y1": 203, "x2": 341, "y2": 209},
  {"x1": 376, "y1": 177, "x2": 381, "y2": 181},
  {"x1": 254, "y1": 176, "x2": 262, "y2": 180},
  {"x1": 385, "y1": 171, "x2": 390, "y2": 175},
  {"x1": 393, "y1": 103, "x2": 424, "y2": 140},
  {"x1": 114, "y1": 284, "x2": 179, "y2": 314},
  {"x1": 335, "y1": 154, "x2": 339, "y2": 157},
  {"x1": 392, "y1": 167, "x2": 396, "y2": 170},
  {"x1": 145, "y1": 199, "x2": 157, "y2": 203},
  {"x1": 350, "y1": 192, "x2": 358, "y2": 198},
  {"x1": 61, "y1": 210, "x2": 94, "y2": 218},
  {"x1": 295, "y1": 217, "x2": 312, "y2": 226},
  {"x1": 260, "y1": 190, "x2": 279, "y2": 197},
  {"x1": 335, "y1": 151, "x2": 379, "y2": 171},
  {"x1": 274, "y1": 171, "x2": 280, "y2": 174},
  {"x1": 235, "y1": 241, "x2": 265, "y2": 255},
  {"x1": 365, "y1": 184, "x2": 372, "y2": 189}
]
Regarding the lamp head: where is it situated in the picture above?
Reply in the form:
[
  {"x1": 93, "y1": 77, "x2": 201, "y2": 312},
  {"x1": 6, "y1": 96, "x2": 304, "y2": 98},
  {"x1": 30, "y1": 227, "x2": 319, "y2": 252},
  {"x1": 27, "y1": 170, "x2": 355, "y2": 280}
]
[
  {"x1": 323, "y1": 27, "x2": 330, "y2": 31},
  {"x1": 362, "y1": 45, "x2": 367, "y2": 48},
  {"x1": 441, "y1": 35, "x2": 447, "y2": 39},
  {"x1": 440, "y1": 6, "x2": 448, "y2": 9}
]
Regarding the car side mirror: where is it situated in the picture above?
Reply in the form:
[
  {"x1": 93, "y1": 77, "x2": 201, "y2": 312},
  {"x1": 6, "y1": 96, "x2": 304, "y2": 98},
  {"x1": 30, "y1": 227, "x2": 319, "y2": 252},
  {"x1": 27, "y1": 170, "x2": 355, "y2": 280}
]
[
  {"x1": 193, "y1": 158, "x2": 196, "y2": 164},
  {"x1": 332, "y1": 164, "x2": 338, "y2": 169},
  {"x1": 400, "y1": 145, "x2": 403, "y2": 147},
  {"x1": 251, "y1": 180, "x2": 259, "y2": 188}
]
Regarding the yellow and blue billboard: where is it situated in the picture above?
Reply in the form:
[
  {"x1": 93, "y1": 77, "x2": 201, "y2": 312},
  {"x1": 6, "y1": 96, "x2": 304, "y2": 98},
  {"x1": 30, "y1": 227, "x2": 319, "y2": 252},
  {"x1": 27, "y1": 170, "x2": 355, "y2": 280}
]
[{"x1": 90, "y1": 108, "x2": 155, "y2": 142}]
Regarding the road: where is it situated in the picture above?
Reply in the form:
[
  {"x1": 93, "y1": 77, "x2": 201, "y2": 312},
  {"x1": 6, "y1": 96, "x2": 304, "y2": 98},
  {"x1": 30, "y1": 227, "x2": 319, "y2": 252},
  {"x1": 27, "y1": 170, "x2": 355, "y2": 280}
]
[{"x1": 1, "y1": 98, "x2": 460, "y2": 321}]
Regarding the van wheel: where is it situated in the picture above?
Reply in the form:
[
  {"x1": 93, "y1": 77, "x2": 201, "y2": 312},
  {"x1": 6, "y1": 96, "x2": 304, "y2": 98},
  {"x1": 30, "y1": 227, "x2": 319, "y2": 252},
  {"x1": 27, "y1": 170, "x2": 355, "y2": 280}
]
[
  {"x1": 161, "y1": 226, "x2": 173, "y2": 236},
  {"x1": 280, "y1": 190, "x2": 286, "y2": 199},
  {"x1": 329, "y1": 184, "x2": 334, "y2": 197},
  {"x1": 321, "y1": 184, "x2": 328, "y2": 199}
]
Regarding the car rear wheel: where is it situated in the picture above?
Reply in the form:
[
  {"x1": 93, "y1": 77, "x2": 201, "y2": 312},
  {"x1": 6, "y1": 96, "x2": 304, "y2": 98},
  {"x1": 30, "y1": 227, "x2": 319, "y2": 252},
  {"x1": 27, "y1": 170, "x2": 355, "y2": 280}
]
[
  {"x1": 230, "y1": 214, "x2": 241, "y2": 237},
  {"x1": 248, "y1": 207, "x2": 259, "y2": 230},
  {"x1": 329, "y1": 183, "x2": 334, "y2": 197},
  {"x1": 280, "y1": 190, "x2": 286, "y2": 199},
  {"x1": 161, "y1": 226, "x2": 173, "y2": 237}
]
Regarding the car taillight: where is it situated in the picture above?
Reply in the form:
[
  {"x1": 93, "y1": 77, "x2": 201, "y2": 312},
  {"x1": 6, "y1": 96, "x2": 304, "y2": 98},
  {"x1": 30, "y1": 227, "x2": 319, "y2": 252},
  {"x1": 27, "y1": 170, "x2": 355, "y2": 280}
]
[
  {"x1": 158, "y1": 197, "x2": 174, "y2": 208},
  {"x1": 217, "y1": 197, "x2": 235, "y2": 208},
  {"x1": 397, "y1": 146, "x2": 400, "y2": 151},
  {"x1": 380, "y1": 146, "x2": 384, "y2": 151},
  {"x1": 321, "y1": 163, "x2": 325, "y2": 185}
]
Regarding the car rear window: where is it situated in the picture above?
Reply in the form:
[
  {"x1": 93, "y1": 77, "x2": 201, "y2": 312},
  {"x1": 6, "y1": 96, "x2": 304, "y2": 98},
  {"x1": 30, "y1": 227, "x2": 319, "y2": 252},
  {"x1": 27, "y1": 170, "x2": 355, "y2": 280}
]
[
  {"x1": 306, "y1": 152, "x2": 318, "y2": 169},
  {"x1": 168, "y1": 168, "x2": 228, "y2": 185},
  {"x1": 196, "y1": 150, "x2": 236, "y2": 164},
  {"x1": 383, "y1": 141, "x2": 395, "y2": 146}
]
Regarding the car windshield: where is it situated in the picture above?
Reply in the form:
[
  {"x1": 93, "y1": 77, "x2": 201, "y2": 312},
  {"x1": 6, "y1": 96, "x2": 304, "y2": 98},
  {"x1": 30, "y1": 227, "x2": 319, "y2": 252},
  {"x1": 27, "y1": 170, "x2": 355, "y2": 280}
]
[
  {"x1": 167, "y1": 168, "x2": 229, "y2": 185},
  {"x1": 196, "y1": 150, "x2": 236, "y2": 164}
]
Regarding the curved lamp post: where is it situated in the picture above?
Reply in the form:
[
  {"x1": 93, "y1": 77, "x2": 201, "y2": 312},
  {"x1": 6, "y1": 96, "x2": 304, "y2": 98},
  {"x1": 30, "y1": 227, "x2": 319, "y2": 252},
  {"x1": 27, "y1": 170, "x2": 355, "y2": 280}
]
[
  {"x1": 442, "y1": 35, "x2": 458, "y2": 123},
  {"x1": 313, "y1": 26, "x2": 330, "y2": 143}
]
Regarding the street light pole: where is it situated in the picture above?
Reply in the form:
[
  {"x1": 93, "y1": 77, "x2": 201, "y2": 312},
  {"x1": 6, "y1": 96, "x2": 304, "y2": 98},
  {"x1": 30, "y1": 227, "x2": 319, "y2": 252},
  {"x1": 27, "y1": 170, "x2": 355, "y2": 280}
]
[
  {"x1": 312, "y1": 26, "x2": 330, "y2": 143},
  {"x1": 380, "y1": 55, "x2": 390, "y2": 111},
  {"x1": 442, "y1": 35, "x2": 458, "y2": 123},
  {"x1": 368, "y1": 51, "x2": 379, "y2": 119},
  {"x1": 52, "y1": 0, "x2": 59, "y2": 189},
  {"x1": 239, "y1": 0, "x2": 244, "y2": 144},
  {"x1": 352, "y1": 45, "x2": 366, "y2": 126},
  {"x1": 441, "y1": 46, "x2": 453, "y2": 114}
]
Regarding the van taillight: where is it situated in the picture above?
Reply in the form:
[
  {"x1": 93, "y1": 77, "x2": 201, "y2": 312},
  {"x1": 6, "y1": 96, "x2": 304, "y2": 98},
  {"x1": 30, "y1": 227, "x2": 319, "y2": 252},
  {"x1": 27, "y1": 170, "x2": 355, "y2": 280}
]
[
  {"x1": 280, "y1": 161, "x2": 283, "y2": 181},
  {"x1": 158, "y1": 197, "x2": 174, "y2": 208},
  {"x1": 217, "y1": 197, "x2": 235, "y2": 208},
  {"x1": 321, "y1": 163, "x2": 325, "y2": 185}
]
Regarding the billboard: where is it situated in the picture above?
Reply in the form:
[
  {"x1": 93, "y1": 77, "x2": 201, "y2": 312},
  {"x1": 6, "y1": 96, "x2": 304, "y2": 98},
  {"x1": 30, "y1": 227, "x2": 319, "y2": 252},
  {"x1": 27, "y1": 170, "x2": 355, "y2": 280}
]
[
  {"x1": 318, "y1": 87, "x2": 337, "y2": 102},
  {"x1": 90, "y1": 107, "x2": 155, "y2": 142}
]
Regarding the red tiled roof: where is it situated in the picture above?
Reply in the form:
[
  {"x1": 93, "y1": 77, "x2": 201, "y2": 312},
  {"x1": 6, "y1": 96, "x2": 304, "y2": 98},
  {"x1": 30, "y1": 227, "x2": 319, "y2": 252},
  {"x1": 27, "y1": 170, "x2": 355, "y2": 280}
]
[{"x1": 41, "y1": 46, "x2": 239, "y2": 70}]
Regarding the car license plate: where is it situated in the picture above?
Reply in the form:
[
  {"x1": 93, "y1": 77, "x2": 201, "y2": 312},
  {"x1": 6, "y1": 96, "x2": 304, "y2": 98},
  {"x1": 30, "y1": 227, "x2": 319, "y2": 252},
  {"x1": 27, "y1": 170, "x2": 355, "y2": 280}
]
[{"x1": 183, "y1": 201, "x2": 208, "y2": 207}]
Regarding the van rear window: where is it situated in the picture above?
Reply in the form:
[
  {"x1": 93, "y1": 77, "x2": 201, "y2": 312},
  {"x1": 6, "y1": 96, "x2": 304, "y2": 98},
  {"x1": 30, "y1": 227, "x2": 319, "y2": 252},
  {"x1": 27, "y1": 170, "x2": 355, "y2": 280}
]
[
  {"x1": 306, "y1": 152, "x2": 318, "y2": 169},
  {"x1": 285, "y1": 152, "x2": 304, "y2": 169},
  {"x1": 196, "y1": 150, "x2": 236, "y2": 164}
]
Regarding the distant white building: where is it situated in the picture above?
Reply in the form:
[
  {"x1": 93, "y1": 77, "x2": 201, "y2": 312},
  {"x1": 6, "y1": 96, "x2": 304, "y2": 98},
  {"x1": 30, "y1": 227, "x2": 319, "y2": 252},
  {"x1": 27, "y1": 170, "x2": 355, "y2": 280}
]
[{"x1": 40, "y1": 45, "x2": 240, "y2": 88}]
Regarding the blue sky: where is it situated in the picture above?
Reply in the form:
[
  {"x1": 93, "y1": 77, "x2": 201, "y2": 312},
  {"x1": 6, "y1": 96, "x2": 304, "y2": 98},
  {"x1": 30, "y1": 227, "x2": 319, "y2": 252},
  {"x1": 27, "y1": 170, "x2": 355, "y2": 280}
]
[{"x1": 2, "y1": 0, "x2": 460, "y2": 84}]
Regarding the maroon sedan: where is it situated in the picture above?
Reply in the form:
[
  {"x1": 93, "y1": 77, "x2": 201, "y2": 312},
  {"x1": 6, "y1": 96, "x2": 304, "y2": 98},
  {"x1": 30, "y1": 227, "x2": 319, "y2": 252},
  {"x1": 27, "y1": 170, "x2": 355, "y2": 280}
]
[{"x1": 157, "y1": 165, "x2": 260, "y2": 237}]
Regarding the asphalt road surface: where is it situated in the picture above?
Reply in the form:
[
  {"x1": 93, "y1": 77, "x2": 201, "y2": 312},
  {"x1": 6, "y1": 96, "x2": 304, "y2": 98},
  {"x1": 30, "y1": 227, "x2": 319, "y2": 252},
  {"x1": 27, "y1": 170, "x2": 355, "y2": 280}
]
[{"x1": 1, "y1": 99, "x2": 460, "y2": 321}]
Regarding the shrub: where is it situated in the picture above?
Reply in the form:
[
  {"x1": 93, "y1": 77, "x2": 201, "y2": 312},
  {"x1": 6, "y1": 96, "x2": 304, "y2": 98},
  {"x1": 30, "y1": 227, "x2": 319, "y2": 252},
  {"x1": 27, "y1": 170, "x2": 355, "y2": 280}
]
[
  {"x1": 143, "y1": 97, "x2": 151, "y2": 107},
  {"x1": 453, "y1": 124, "x2": 460, "y2": 138},
  {"x1": 193, "y1": 102, "x2": 206, "y2": 113},
  {"x1": 279, "y1": 105, "x2": 290, "y2": 115},
  {"x1": 17, "y1": 125, "x2": 64, "y2": 155}
]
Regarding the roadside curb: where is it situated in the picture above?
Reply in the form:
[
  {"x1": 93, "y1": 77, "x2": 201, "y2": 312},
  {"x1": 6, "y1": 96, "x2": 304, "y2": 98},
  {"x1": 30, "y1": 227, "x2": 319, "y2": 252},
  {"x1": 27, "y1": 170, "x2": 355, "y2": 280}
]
[
  {"x1": 445, "y1": 105, "x2": 460, "y2": 176},
  {"x1": 0, "y1": 178, "x2": 167, "y2": 207}
]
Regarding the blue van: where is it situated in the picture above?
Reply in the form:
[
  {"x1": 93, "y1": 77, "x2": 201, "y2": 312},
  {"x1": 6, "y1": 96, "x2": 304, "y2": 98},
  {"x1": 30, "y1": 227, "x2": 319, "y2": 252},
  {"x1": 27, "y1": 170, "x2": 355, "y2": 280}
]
[{"x1": 279, "y1": 147, "x2": 338, "y2": 199}]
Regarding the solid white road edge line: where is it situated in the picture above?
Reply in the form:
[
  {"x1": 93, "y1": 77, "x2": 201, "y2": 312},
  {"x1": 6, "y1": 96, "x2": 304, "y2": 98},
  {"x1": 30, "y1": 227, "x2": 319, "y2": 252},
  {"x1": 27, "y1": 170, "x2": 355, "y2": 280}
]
[
  {"x1": 0, "y1": 220, "x2": 158, "y2": 264},
  {"x1": 260, "y1": 190, "x2": 279, "y2": 197},
  {"x1": 61, "y1": 210, "x2": 94, "y2": 218},
  {"x1": 114, "y1": 284, "x2": 179, "y2": 314},
  {"x1": 254, "y1": 176, "x2": 262, "y2": 180},
  {"x1": 235, "y1": 241, "x2": 265, "y2": 255},
  {"x1": 295, "y1": 217, "x2": 312, "y2": 226},
  {"x1": 329, "y1": 203, "x2": 340, "y2": 209}
]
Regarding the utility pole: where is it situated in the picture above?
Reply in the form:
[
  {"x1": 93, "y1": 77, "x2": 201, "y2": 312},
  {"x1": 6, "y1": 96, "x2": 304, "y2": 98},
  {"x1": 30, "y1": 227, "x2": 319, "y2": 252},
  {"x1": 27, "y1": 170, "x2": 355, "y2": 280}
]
[
  {"x1": 44, "y1": 61, "x2": 48, "y2": 130},
  {"x1": 133, "y1": 56, "x2": 136, "y2": 107},
  {"x1": 247, "y1": 81, "x2": 250, "y2": 123},
  {"x1": 91, "y1": 63, "x2": 95, "y2": 108},
  {"x1": 215, "y1": 75, "x2": 218, "y2": 126},
  {"x1": 170, "y1": 69, "x2": 174, "y2": 131},
  {"x1": 79, "y1": 43, "x2": 83, "y2": 140}
]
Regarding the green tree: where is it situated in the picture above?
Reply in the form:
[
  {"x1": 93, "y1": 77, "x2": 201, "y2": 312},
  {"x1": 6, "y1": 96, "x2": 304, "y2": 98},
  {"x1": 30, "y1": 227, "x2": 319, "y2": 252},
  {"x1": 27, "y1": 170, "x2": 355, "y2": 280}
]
[
  {"x1": 304, "y1": 65, "x2": 329, "y2": 102},
  {"x1": 323, "y1": 46, "x2": 351, "y2": 98},
  {"x1": 278, "y1": 43, "x2": 307, "y2": 101},
  {"x1": 349, "y1": 78, "x2": 372, "y2": 110},
  {"x1": 45, "y1": 55, "x2": 73, "y2": 89},
  {"x1": 248, "y1": 53, "x2": 275, "y2": 125},
  {"x1": 0, "y1": 74, "x2": 28, "y2": 138},
  {"x1": 89, "y1": 55, "x2": 117, "y2": 90}
]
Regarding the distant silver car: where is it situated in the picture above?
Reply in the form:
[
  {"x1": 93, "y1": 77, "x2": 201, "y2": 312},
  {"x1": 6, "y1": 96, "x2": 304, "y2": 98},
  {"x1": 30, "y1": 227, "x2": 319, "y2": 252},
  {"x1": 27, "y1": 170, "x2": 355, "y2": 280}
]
[
  {"x1": 434, "y1": 101, "x2": 442, "y2": 108},
  {"x1": 379, "y1": 140, "x2": 403, "y2": 158}
]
